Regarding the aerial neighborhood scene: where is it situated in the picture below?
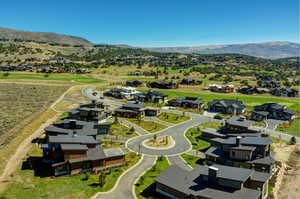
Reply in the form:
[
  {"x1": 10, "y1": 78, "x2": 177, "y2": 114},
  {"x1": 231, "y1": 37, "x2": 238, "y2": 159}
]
[{"x1": 0, "y1": 0, "x2": 299, "y2": 199}]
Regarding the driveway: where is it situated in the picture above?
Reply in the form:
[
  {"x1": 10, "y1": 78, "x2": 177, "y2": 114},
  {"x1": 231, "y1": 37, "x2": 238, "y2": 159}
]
[
  {"x1": 94, "y1": 155, "x2": 156, "y2": 199},
  {"x1": 167, "y1": 155, "x2": 193, "y2": 171}
]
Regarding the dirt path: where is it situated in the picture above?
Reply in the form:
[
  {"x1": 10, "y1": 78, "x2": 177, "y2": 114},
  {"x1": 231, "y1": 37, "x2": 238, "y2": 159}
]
[
  {"x1": 277, "y1": 145, "x2": 300, "y2": 199},
  {"x1": 0, "y1": 86, "x2": 75, "y2": 192}
]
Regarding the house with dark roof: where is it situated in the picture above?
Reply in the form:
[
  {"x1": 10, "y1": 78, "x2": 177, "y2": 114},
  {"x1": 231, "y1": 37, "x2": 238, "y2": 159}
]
[
  {"x1": 69, "y1": 101, "x2": 111, "y2": 122},
  {"x1": 114, "y1": 101, "x2": 146, "y2": 118},
  {"x1": 208, "y1": 84, "x2": 235, "y2": 93},
  {"x1": 148, "y1": 80, "x2": 178, "y2": 89},
  {"x1": 125, "y1": 80, "x2": 144, "y2": 87},
  {"x1": 155, "y1": 164, "x2": 271, "y2": 199},
  {"x1": 251, "y1": 103, "x2": 295, "y2": 121},
  {"x1": 41, "y1": 135, "x2": 125, "y2": 176},
  {"x1": 180, "y1": 77, "x2": 201, "y2": 85},
  {"x1": 237, "y1": 86, "x2": 269, "y2": 95},
  {"x1": 221, "y1": 117, "x2": 260, "y2": 134},
  {"x1": 168, "y1": 97, "x2": 204, "y2": 109},
  {"x1": 208, "y1": 99, "x2": 246, "y2": 114},
  {"x1": 44, "y1": 119, "x2": 111, "y2": 138},
  {"x1": 205, "y1": 136, "x2": 275, "y2": 173},
  {"x1": 257, "y1": 81, "x2": 281, "y2": 89},
  {"x1": 135, "y1": 90, "x2": 167, "y2": 103},
  {"x1": 270, "y1": 88, "x2": 299, "y2": 97}
]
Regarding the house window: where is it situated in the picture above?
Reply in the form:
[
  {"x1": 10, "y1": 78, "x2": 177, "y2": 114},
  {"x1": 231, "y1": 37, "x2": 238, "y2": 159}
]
[{"x1": 232, "y1": 151, "x2": 236, "y2": 157}]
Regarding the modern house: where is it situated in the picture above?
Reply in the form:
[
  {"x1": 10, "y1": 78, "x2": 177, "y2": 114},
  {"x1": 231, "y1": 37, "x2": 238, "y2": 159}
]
[
  {"x1": 208, "y1": 84, "x2": 235, "y2": 93},
  {"x1": 103, "y1": 87, "x2": 140, "y2": 99},
  {"x1": 155, "y1": 164, "x2": 271, "y2": 199},
  {"x1": 221, "y1": 117, "x2": 260, "y2": 134},
  {"x1": 251, "y1": 103, "x2": 295, "y2": 121},
  {"x1": 44, "y1": 119, "x2": 111, "y2": 138},
  {"x1": 135, "y1": 90, "x2": 167, "y2": 103},
  {"x1": 237, "y1": 86, "x2": 268, "y2": 95},
  {"x1": 180, "y1": 77, "x2": 201, "y2": 85},
  {"x1": 114, "y1": 101, "x2": 146, "y2": 118},
  {"x1": 208, "y1": 99, "x2": 246, "y2": 115},
  {"x1": 41, "y1": 135, "x2": 125, "y2": 176},
  {"x1": 205, "y1": 136, "x2": 275, "y2": 173},
  {"x1": 125, "y1": 80, "x2": 144, "y2": 87},
  {"x1": 148, "y1": 80, "x2": 178, "y2": 89},
  {"x1": 168, "y1": 97, "x2": 204, "y2": 109},
  {"x1": 270, "y1": 88, "x2": 299, "y2": 97},
  {"x1": 257, "y1": 81, "x2": 281, "y2": 89}
]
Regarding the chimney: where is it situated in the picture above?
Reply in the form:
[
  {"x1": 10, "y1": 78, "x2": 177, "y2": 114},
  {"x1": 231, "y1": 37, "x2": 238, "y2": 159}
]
[
  {"x1": 236, "y1": 136, "x2": 242, "y2": 146},
  {"x1": 69, "y1": 120, "x2": 77, "y2": 129},
  {"x1": 208, "y1": 166, "x2": 218, "y2": 184}
]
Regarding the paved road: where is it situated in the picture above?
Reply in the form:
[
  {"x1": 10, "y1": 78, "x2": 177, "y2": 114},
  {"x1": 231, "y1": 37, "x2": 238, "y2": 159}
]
[
  {"x1": 186, "y1": 149, "x2": 205, "y2": 158},
  {"x1": 126, "y1": 115, "x2": 217, "y2": 156},
  {"x1": 94, "y1": 155, "x2": 156, "y2": 199},
  {"x1": 167, "y1": 155, "x2": 193, "y2": 171},
  {"x1": 266, "y1": 119, "x2": 285, "y2": 130}
]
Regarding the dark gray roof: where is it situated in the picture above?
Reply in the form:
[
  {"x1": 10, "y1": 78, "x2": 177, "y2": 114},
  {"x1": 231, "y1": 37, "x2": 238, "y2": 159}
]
[
  {"x1": 60, "y1": 144, "x2": 88, "y2": 151},
  {"x1": 156, "y1": 165, "x2": 263, "y2": 199},
  {"x1": 251, "y1": 171, "x2": 272, "y2": 182},
  {"x1": 226, "y1": 117, "x2": 252, "y2": 128},
  {"x1": 171, "y1": 97, "x2": 203, "y2": 104},
  {"x1": 211, "y1": 137, "x2": 272, "y2": 146},
  {"x1": 201, "y1": 128, "x2": 226, "y2": 137},
  {"x1": 122, "y1": 102, "x2": 145, "y2": 109},
  {"x1": 49, "y1": 135, "x2": 99, "y2": 144},
  {"x1": 208, "y1": 99, "x2": 246, "y2": 109},
  {"x1": 252, "y1": 111, "x2": 269, "y2": 116}
]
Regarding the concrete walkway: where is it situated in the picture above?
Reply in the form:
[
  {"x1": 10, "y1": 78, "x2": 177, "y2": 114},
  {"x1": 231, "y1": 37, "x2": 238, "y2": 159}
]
[
  {"x1": 119, "y1": 118, "x2": 150, "y2": 135},
  {"x1": 94, "y1": 155, "x2": 156, "y2": 199},
  {"x1": 167, "y1": 155, "x2": 193, "y2": 171}
]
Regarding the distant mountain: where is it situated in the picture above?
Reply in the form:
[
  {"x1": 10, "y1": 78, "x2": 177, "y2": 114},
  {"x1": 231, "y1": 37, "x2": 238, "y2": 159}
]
[
  {"x1": 0, "y1": 27, "x2": 93, "y2": 47},
  {"x1": 147, "y1": 42, "x2": 300, "y2": 59}
]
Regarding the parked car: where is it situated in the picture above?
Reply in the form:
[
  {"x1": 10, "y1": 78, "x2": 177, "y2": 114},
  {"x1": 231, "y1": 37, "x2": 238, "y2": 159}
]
[{"x1": 214, "y1": 115, "x2": 223, "y2": 120}]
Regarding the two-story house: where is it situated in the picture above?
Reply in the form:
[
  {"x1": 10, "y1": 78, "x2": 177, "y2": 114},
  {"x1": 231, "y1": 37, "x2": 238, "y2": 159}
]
[
  {"x1": 168, "y1": 97, "x2": 204, "y2": 109},
  {"x1": 208, "y1": 99, "x2": 246, "y2": 114},
  {"x1": 41, "y1": 134, "x2": 125, "y2": 176},
  {"x1": 135, "y1": 90, "x2": 167, "y2": 103},
  {"x1": 155, "y1": 164, "x2": 271, "y2": 199},
  {"x1": 205, "y1": 136, "x2": 275, "y2": 173},
  {"x1": 251, "y1": 103, "x2": 295, "y2": 121}
]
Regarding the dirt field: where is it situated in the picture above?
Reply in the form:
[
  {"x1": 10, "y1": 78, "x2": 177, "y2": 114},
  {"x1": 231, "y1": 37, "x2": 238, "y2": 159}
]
[
  {"x1": 0, "y1": 83, "x2": 69, "y2": 146},
  {"x1": 277, "y1": 145, "x2": 300, "y2": 199}
]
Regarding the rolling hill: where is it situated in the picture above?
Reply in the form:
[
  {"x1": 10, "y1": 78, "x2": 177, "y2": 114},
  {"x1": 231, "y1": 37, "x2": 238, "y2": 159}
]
[
  {"x1": 147, "y1": 42, "x2": 300, "y2": 59},
  {"x1": 0, "y1": 27, "x2": 93, "y2": 47}
]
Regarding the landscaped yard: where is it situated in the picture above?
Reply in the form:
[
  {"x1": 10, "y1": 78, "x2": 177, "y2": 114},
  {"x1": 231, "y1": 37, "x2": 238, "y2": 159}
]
[
  {"x1": 185, "y1": 127, "x2": 211, "y2": 151},
  {"x1": 181, "y1": 154, "x2": 206, "y2": 168},
  {"x1": 0, "y1": 144, "x2": 141, "y2": 199},
  {"x1": 135, "y1": 156, "x2": 169, "y2": 199},
  {"x1": 199, "y1": 121, "x2": 223, "y2": 129},
  {"x1": 125, "y1": 118, "x2": 167, "y2": 133},
  {"x1": 139, "y1": 89, "x2": 300, "y2": 113},
  {"x1": 0, "y1": 72, "x2": 104, "y2": 84},
  {"x1": 157, "y1": 112, "x2": 190, "y2": 124},
  {"x1": 109, "y1": 121, "x2": 139, "y2": 138},
  {"x1": 101, "y1": 140, "x2": 125, "y2": 149},
  {"x1": 276, "y1": 119, "x2": 300, "y2": 137}
]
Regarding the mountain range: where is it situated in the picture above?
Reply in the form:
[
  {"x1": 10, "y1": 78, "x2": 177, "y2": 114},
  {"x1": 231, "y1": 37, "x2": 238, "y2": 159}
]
[{"x1": 0, "y1": 27, "x2": 299, "y2": 59}]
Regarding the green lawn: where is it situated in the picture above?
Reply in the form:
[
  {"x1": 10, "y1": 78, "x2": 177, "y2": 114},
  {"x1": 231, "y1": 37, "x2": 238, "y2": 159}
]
[
  {"x1": 0, "y1": 145, "x2": 141, "y2": 199},
  {"x1": 125, "y1": 118, "x2": 167, "y2": 133},
  {"x1": 186, "y1": 127, "x2": 211, "y2": 151},
  {"x1": 135, "y1": 156, "x2": 170, "y2": 199},
  {"x1": 101, "y1": 140, "x2": 125, "y2": 149},
  {"x1": 0, "y1": 72, "x2": 104, "y2": 84},
  {"x1": 139, "y1": 89, "x2": 300, "y2": 113},
  {"x1": 109, "y1": 122, "x2": 139, "y2": 138},
  {"x1": 276, "y1": 119, "x2": 300, "y2": 137},
  {"x1": 181, "y1": 154, "x2": 206, "y2": 168},
  {"x1": 157, "y1": 112, "x2": 190, "y2": 124},
  {"x1": 199, "y1": 121, "x2": 223, "y2": 129}
]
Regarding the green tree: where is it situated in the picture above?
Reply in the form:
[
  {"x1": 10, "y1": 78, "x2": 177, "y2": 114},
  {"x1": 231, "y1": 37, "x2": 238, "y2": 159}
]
[{"x1": 98, "y1": 172, "x2": 106, "y2": 187}]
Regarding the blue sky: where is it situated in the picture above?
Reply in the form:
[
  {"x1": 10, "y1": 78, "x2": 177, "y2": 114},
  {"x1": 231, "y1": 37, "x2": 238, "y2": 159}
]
[{"x1": 0, "y1": 0, "x2": 299, "y2": 47}]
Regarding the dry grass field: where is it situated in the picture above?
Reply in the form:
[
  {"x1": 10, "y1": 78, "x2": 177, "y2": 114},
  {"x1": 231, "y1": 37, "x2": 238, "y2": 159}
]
[{"x1": 0, "y1": 83, "x2": 69, "y2": 146}]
